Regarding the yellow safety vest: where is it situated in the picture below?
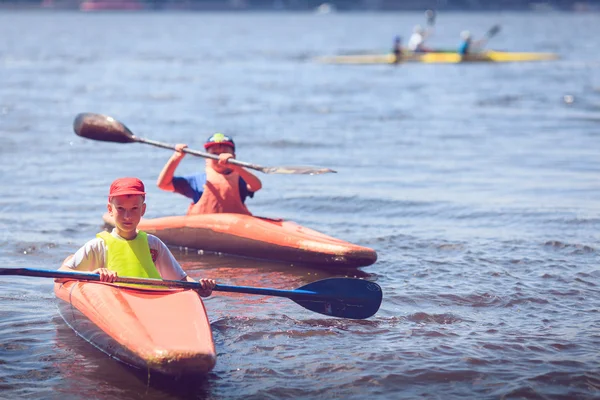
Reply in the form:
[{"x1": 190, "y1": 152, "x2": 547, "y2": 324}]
[{"x1": 96, "y1": 231, "x2": 162, "y2": 280}]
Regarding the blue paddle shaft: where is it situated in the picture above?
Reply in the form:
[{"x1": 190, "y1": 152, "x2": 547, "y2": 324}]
[
  {"x1": 0, "y1": 268, "x2": 307, "y2": 296},
  {"x1": 0, "y1": 268, "x2": 381, "y2": 319},
  {"x1": 215, "y1": 284, "x2": 317, "y2": 298},
  {"x1": 0, "y1": 268, "x2": 368, "y2": 301}
]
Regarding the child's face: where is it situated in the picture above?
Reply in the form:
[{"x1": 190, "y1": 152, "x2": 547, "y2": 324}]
[
  {"x1": 107, "y1": 194, "x2": 146, "y2": 240},
  {"x1": 207, "y1": 144, "x2": 234, "y2": 156}
]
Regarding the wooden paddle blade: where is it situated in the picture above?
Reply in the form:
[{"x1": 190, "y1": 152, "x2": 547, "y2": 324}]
[
  {"x1": 260, "y1": 166, "x2": 337, "y2": 175},
  {"x1": 73, "y1": 113, "x2": 137, "y2": 144},
  {"x1": 293, "y1": 278, "x2": 382, "y2": 319}
]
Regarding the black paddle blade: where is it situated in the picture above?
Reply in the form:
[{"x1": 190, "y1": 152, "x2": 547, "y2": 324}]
[
  {"x1": 486, "y1": 25, "x2": 501, "y2": 38},
  {"x1": 73, "y1": 113, "x2": 137, "y2": 144},
  {"x1": 293, "y1": 278, "x2": 382, "y2": 320},
  {"x1": 426, "y1": 9, "x2": 436, "y2": 26}
]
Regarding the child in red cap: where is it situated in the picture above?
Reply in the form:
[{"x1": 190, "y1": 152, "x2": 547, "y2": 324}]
[
  {"x1": 58, "y1": 177, "x2": 216, "y2": 296},
  {"x1": 156, "y1": 133, "x2": 262, "y2": 215}
]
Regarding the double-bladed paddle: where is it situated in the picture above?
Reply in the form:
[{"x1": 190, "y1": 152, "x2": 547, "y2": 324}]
[
  {"x1": 0, "y1": 268, "x2": 382, "y2": 320},
  {"x1": 73, "y1": 113, "x2": 337, "y2": 175}
]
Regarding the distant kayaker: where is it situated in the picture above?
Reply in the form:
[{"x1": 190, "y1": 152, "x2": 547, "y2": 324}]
[
  {"x1": 458, "y1": 30, "x2": 474, "y2": 55},
  {"x1": 458, "y1": 30, "x2": 486, "y2": 56},
  {"x1": 459, "y1": 25, "x2": 500, "y2": 56},
  {"x1": 392, "y1": 35, "x2": 403, "y2": 63},
  {"x1": 58, "y1": 177, "x2": 216, "y2": 295},
  {"x1": 157, "y1": 133, "x2": 262, "y2": 216},
  {"x1": 407, "y1": 25, "x2": 432, "y2": 53}
]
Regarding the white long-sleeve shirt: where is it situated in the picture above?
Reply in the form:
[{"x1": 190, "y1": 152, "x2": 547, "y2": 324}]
[
  {"x1": 63, "y1": 229, "x2": 187, "y2": 281},
  {"x1": 408, "y1": 32, "x2": 425, "y2": 51}
]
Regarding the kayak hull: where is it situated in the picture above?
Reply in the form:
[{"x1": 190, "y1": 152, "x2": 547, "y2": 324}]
[
  {"x1": 55, "y1": 280, "x2": 216, "y2": 375},
  {"x1": 102, "y1": 213, "x2": 377, "y2": 268},
  {"x1": 315, "y1": 50, "x2": 559, "y2": 64}
]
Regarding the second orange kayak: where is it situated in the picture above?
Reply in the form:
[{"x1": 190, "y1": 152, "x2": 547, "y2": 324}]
[
  {"x1": 102, "y1": 212, "x2": 377, "y2": 268},
  {"x1": 55, "y1": 279, "x2": 216, "y2": 375}
]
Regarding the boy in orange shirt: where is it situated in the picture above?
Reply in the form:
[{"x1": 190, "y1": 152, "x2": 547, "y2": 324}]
[{"x1": 157, "y1": 133, "x2": 262, "y2": 215}]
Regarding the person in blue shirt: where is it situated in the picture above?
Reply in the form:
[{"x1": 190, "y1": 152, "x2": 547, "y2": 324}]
[
  {"x1": 458, "y1": 30, "x2": 473, "y2": 55},
  {"x1": 458, "y1": 29, "x2": 495, "y2": 56}
]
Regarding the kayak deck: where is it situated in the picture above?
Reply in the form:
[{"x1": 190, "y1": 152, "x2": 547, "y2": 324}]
[
  {"x1": 315, "y1": 50, "x2": 559, "y2": 64},
  {"x1": 102, "y1": 212, "x2": 377, "y2": 268},
  {"x1": 55, "y1": 280, "x2": 216, "y2": 375}
]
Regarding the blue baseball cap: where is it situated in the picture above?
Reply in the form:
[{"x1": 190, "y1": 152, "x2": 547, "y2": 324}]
[{"x1": 204, "y1": 132, "x2": 235, "y2": 151}]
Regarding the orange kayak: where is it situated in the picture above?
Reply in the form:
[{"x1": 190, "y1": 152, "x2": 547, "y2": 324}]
[
  {"x1": 102, "y1": 213, "x2": 377, "y2": 268},
  {"x1": 55, "y1": 280, "x2": 216, "y2": 375}
]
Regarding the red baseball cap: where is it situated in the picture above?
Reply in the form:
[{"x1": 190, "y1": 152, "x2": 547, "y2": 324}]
[{"x1": 109, "y1": 177, "x2": 146, "y2": 199}]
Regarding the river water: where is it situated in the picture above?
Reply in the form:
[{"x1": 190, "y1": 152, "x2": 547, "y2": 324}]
[{"x1": 1, "y1": 10, "x2": 599, "y2": 400}]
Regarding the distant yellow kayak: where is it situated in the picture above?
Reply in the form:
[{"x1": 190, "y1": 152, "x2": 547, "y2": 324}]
[{"x1": 315, "y1": 51, "x2": 559, "y2": 65}]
